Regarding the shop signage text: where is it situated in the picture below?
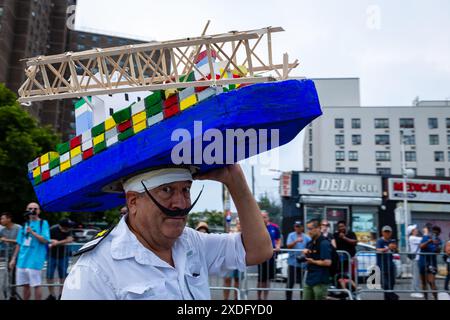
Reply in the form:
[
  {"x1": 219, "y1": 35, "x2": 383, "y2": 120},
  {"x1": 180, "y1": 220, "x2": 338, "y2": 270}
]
[
  {"x1": 388, "y1": 178, "x2": 450, "y2": 202},
  {"x1": 299, "y1": 173, "x2": 381, "y2": 197}
]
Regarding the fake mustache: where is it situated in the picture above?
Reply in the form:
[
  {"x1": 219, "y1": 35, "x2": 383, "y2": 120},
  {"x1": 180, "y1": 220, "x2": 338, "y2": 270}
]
[{"x1": 141, "y1": 181, "x2": 204, "y2": 217}]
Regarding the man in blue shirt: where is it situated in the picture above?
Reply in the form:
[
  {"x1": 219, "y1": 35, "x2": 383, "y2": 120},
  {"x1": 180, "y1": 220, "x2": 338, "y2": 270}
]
[
  {"x1": 303, "y1": 219, "x2": 332, "y2": 300},
  {"x1": 376, "y1": 225, "x2": 399, "y2": 300},
  {"x1": 419, "y1": 225, "x2": 442, "y2": 300},
  {"x1": 257, "y1": 210, "x2": 281, "y2": 300},
  {"x1": 285, "y1": 221, "x2": 311, "y2": 300},
  {"x1": 9, "y1": 203, "x2": 50, "y2": 300}
]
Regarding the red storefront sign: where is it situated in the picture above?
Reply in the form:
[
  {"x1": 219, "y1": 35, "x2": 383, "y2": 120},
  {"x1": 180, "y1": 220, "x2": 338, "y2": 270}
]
[
  {"x1": 388, "y1": 178, "x2": 450, "y2": 202},
  {"x1": 280, "y1": 172, "x2": 292, "y2": 197}
]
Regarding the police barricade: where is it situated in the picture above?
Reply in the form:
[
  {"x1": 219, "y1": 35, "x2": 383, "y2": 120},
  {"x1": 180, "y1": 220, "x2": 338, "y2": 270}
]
[
  {"x1": 4, "y1": 242, "x2": 82, "y2": 300},
  {"x1": 1, "y1": 247, "x2": 10, "y2": 299},
  {"x1": 208, "y1": 271, "x2": 243, "y2": 300},
  {"x1": 355, "y1": 251, "x2": 449, "y2": 300},
  {"x1": 241, "y1": 248, "x2": 354, "y2": 300}
]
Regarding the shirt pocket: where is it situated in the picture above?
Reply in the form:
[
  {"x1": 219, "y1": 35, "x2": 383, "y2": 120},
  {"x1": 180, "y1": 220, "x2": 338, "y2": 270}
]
[
  {"x1": 120, "y1": 279, "x2": 167, "y2": 300},
  {"x1": 184, "y1": 272, "x2": 209, "y2": 300}
]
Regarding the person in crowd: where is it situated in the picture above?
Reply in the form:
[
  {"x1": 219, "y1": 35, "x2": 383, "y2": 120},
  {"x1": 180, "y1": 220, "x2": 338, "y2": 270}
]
[
  {"x1": 302, "y1": 219, "x2": 332, "y2": 300},
  {"x1": 46, "y1": 218, "x2": 75, "y2": 300},
  {"x1": 444, "y1": 232, "x2": 450, "y2": 292},
  {"x1": 120, "y1": 206, "x2": 128, "y2": 218},
  {"x1": 376, "y1": 225, "x2": 399, "y2": 300},
  {"x1": 9, "y1": 203, "x2": 50, "y2": 300},
  {"x1": 223, "y1": 218, "x2": 241, "y2": 300},
  {"x1": 285, "y1": 221, "x2": 310, "y2": 300},
  {"x1": 195, "y1": 221, "x2": 210, "y2": 233},
  {"x1": 332, "y1": 220, "x2": 357, "y2": 276},
  {"x1": 320, "y1": 219, "x2": 334, "y2": 242},
  {"x1": 257, "y1": 210, "x2": 281, "y2": 300},
  {"x1": 0, "y1": 212, "x2": 22, "y2": 299},
  {"x1": 407, "y1": 224, "x2": 423, "y2": 298},
  {"x1": 419, "y1": 225, "x2": 442, "y2": 300}
]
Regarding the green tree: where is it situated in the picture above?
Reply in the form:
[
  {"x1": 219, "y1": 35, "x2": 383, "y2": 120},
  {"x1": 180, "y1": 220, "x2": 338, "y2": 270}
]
[
  {"x1": 188, "y1": 209, "x2": 224, "y2": 231},
  {"x1": 258, "y1": 192, "x2": 282, "y2": 226},
  {"x1": 0, "y1": 83, "x2": 61, "y2": 217}
]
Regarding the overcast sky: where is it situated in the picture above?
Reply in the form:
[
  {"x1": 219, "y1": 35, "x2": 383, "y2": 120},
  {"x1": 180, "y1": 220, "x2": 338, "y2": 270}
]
[{"x1": 74, "y1": 0, "x2": 450, "y2": 212}]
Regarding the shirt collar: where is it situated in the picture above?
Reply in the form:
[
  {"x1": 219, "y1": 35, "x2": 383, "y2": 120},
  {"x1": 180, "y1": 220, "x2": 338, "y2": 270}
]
[{"x1": 110, "y1": 217, "x2": 188, "y2": 268}]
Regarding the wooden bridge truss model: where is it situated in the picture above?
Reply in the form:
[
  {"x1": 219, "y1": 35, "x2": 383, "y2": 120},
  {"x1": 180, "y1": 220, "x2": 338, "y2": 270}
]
[{"x1": 17, "y1": 25, "x2": 299, "y2": 103}]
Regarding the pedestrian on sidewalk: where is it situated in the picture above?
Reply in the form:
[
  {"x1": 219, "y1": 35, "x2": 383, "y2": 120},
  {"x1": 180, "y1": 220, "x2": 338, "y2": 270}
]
[{"x1": 407, "y1": 224, "x2": 423, "y2": 298}]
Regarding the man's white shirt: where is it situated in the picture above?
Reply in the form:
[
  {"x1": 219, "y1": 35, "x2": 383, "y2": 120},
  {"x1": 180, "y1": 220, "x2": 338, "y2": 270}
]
[{"x1": 61, "y1": 217, "x2": 246, "y2": 300}]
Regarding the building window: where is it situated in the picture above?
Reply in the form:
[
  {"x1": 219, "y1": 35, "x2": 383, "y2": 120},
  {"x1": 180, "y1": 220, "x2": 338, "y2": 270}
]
[
  {"x1": 349, "y1": 167, "x2": 358, "y2": 173},
  {"x1": 399, "y1": 118, "x2": 414, "y2": 129},
  {"x1": 376, "y1": 151, "x2": 390, "y2": 161},
  {"x1": 309, "y1": 159, "x2": 313, "y2": 171},
  {"x1": 336, "y1": 167, "x2": 345, "y2": 173},
  {"x1": 335, "y1": 151, "x2": 345, "y2": 161},
  {"x1": 92, "y1": 35, "x2": 100, "y2": 42},
  {"x1": 349, "y1": 151, "x2": 358, "y2": 161},
  {"x1": 335, "y1": 135, "x2": 344, "y2": 145},
  {"x1": 309, "y1": 144, "x2": 313, "y2": 157},
  {"x1": 77, "y1": 44, "x2": 86, "y2": 51},
  {"x1": 352, "y1": 135, "x2": 361, "y2": 145},
  {"x1": 434, "y1": 151, "x2": 444, "y2": 162},
  {"x1": 436, "y1": 168, "x2": 445, "y2": 177},
  {"x1": 403, "y1": 134, "x2": 416, "y2": 145},
  {"x1": 308, "y1": 128, "x2": 312, "y2": 142},
  {"x1": 335, "y1": 118, "x2": 344, "y2": 129},
  {"x1": 137, "y1": 97, "x2": 141, "y2": 102},
  {"x1": 429, "y1": 134, "x2": 439, "y2": 145},
  {"x1": 447, "y1": 135, "x2": 450, "y2": 145},
  {"x1": 109, "y1": 108, "x2": 114, "y2": 116},
  {"x1": 428, "y1": 118, "x2": 438, "y2": 129},
  {"x1": 374, "y1": 118, "x2": 389, "y2": 129},
  {"x1": 447, "y1": 118, "x2": 450, "y2": 129},
  {"x1": 375, "y1": 135, "x2": 390, "y2": 145},
  {"x1": 448, "y1": 151, "x2": 450, "y2": 161},
  {"x1": 351, "y1": 118, "x2": 361, "y2": 129},
  {"x1": 376, "y1": 168, "x2": 391, "y2": 175},
  {"x1": 405, "y1": 151, "x2": 416, "y2": 162},
  {"x1": 125, "y1": 93, "x2": 129, "y2": 101}
]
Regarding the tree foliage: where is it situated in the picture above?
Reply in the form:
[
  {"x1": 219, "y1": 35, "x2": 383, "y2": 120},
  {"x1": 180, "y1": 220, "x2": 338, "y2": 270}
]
[
  {"x1": 0, "y1": 83, "x2": 61, "y2": 219},
  {"x1": 258, "y1": 192, "x2": 282, "y2": 226},
  {"x1": 188, "y1": 209, "x2": 224, "y2": 231}
]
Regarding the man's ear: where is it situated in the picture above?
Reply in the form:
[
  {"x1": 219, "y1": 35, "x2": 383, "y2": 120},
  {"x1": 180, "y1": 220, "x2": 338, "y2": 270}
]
[{"x1": 126, "y1": 191, "x2": 139, "y2": 216}]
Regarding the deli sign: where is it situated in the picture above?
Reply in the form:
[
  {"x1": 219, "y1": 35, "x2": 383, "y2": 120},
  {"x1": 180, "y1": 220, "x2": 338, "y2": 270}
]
[
  {"x1": 280, "y1": 172, "x2": 292, "y2": 197},
  {"x1": 388, "y1": 178, "x2": 450, "y2": 202},
  {"x1": 299, "y1": 173, "x2": 381, "y2": 197}
]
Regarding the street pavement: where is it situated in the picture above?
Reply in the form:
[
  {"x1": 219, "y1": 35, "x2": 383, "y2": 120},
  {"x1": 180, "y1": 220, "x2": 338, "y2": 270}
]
[{"x1": 1, "y1": 259, "x2": 448, "y2": 300}]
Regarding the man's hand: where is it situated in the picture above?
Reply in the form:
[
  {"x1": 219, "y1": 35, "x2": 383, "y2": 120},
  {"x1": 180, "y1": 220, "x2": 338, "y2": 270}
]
[
  {"x1": 339, "y1": 233, "x2": 345, "y2": 239},
  {"x1": 0, "y1": 237, "x2": 5, "y2": 242},
  {"x1": 26, "y1": 226, "x2": 32, "y2": 234},
  {"x1": 274, "y1": 247, "x2": 281, "y2": 253},
  {"x1": 305, "y1": 258, "x2": 315, "y2": 265},
  {"x1": 49, "y1": 239, "x2": 58, "y2": 248},
  {"x1": 8, "y1": 258, "x2": 16, "y2": 271}
]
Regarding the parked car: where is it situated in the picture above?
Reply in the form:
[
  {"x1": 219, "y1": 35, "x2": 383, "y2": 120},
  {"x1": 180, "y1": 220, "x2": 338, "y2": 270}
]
[
  {"x1": 355, "y1": 242, "x2": 402, "y2": 280},
  {"x1": 275, "y1": 252, "x2": 289, "y2": 282},
  {"x1": 72, "y1": 228, "x2": 100, "y2": 243}
]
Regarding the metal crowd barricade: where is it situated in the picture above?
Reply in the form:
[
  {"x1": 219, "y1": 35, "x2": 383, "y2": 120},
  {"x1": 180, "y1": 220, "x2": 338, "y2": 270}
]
[
  {"x1": 355, "y1": 251, "x2": 449, "y2": 300},
  {"x1": 241, "y1": 248, "x2": 354, "y2": 300},
  {"x1": 1, "y1": 247, "x2": 9, "y2": 299},
  {"x1": 4, "y1": 242, "x2": 83, "y2": 300}
]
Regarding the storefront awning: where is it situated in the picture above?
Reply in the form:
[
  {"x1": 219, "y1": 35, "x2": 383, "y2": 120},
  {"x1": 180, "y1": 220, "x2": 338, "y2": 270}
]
[{"x1": 300, "y1": 195, "x2": 382, "y2": 206}]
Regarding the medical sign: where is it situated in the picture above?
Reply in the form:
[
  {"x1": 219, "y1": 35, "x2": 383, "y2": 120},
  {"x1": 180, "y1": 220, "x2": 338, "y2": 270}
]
[{"x1": 388, "y1": 178, "x2": 450, "y2": 203}]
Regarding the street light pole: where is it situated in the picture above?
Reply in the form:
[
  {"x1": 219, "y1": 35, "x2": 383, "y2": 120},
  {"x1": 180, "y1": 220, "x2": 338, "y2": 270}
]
[{"x1": 400, "y1": 130, "x2": 409, "y2": 252}]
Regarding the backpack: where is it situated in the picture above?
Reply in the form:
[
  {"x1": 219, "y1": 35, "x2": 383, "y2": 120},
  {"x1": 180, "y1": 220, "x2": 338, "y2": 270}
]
[{"x1": 314, "y1": 236, "x2": 340, "y2": 278}]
